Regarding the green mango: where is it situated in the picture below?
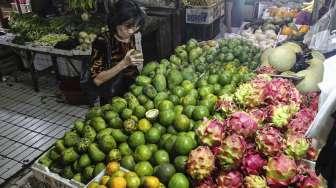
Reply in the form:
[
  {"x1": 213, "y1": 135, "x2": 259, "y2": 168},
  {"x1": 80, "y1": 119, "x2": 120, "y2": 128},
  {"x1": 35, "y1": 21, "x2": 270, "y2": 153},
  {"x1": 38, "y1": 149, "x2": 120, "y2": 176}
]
[
  {"x1": 62, "y1": 147, "x2": 79, "y2": 164},
  {"x1": 88, "y1": 144, "x2": 105, "y2": 162},
  {"x1": 98, "y1": 134, "x2": 117, "y2": 153},
  {"x1": 136, "y1": 75, "x2": 151, "y2": 86},
  {"x1": 111, "y1": 129, "x2": 128, "y2": 143},
  {"x1": 79, "y1": 154, "x2": 91, "y2": 168},
  {"x1": 153, "y1": 74, "x2": 167, "y2": 92},
  {"x1": 90, "y1": 117, "x2": 107, "y2": 132},
  {"x1": 93, "y1": 163, "x2": 105, "y2": 176}
]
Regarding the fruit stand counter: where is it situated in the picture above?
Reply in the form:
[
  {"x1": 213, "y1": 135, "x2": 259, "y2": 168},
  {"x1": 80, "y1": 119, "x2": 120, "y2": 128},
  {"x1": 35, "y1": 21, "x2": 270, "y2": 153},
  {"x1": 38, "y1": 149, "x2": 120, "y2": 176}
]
[{"x1": 0, "y1": 33, "x2": 90, "y2": 92}]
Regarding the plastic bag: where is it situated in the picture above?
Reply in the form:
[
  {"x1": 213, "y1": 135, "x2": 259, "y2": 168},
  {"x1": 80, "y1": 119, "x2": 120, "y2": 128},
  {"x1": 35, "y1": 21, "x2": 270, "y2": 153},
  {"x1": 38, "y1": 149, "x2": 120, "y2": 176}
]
[
  {"x1": 306, "y1": 55, "x2": 336, "y2": 146},
  {"x1": 304, "y1": 5, "x2": 336, "y2": 53}
]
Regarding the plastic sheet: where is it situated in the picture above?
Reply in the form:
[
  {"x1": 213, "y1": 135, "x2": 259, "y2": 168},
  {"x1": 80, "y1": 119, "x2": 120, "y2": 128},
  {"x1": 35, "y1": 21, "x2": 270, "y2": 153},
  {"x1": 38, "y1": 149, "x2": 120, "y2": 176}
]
[
  {"x1": 304, "y1": 5, "x2": 336, "y2": 53},
  {"x1": 306, "y1": 55, "x2": 336, "y2": 146}
]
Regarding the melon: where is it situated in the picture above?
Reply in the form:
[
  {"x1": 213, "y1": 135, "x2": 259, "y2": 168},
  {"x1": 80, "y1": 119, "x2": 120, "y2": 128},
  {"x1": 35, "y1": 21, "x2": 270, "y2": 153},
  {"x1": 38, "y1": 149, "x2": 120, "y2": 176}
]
[
  {"x1": 268, "y1": 46, "x2": 296, "y2": 72},
  {"x1": 282, "y1": 42, "x2": 303, "y2": 54}
]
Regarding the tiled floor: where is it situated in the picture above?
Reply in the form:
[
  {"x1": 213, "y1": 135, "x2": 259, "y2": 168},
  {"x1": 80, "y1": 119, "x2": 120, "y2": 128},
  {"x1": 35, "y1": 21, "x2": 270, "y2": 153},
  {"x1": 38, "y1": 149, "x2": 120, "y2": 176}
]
[{"x1": 0, "y1": 72, "x2": 87, "y2": 186}]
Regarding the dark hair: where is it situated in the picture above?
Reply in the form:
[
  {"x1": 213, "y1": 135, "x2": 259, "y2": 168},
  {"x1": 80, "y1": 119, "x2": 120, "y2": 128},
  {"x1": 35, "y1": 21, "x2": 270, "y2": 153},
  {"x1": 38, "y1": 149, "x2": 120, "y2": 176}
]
[{"x1": 107, "y1": 0, "x2": 145, "y2": 32}]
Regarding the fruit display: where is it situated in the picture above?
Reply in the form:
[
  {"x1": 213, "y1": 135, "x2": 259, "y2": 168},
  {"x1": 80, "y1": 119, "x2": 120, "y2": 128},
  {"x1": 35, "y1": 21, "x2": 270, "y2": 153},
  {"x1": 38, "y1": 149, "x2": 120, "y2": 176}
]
[
  {"x1": 241, "y1": 28, "x2": 277, "y2": 50},
  {"x1": 187, "y1": 74, "x2": 325, "y2": 187},
  {"x1": 260, "y1": 42, "x2": 324, "y2": 93},
  {"x1": 87, "y1": 161, "x2": 164, "y2": 188},
  {"x1": 38, "y1": 38, "x2": 260, "y2": 186},
  {"x1": 281, "y1": 23, "x2": 310, "y2": 40},
  {"x1": 183, "y1": 0, "x2": 217, "y2": 6},
  {"x1": 266, "y1": 7, "x2": 299, "y2": 22}
]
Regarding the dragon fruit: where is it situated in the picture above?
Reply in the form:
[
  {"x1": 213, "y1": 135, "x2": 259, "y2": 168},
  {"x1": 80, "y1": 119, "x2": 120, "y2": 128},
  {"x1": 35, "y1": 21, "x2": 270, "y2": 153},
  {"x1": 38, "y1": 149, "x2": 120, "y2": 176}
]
[
  {"x1": 196, "y1": 119, "x2": 224, "y2": 147},
  {"x1": 241, "y1": 151, "x2": 267, "y2": 175},
  {"x1": 227, "y1": 112, "x2": 259, "y2": 137},
  {"x1": 218, "y1": 134, "x2": 247, "y2": 170},
  {"x1": 284, "y1": 134, "x2": 309, "y2": 160},
  {"x1": 297, "y1": 172, "x2": 324, "y2": 188},
  {"x1": 263, "y1": 78, "x2": 302, "y2": 106},
  {"x1": 302, "y1": 92, "x2": 320, "y2": 112},
  {"x1": 234, "y1": 74, "x2": 272, "y2": 108},
  {"x1": 248, "y1": 108, "x2": 267, "y2": 124},
  {"x1": 255, "y1": 126, "x2": 284, "y2": 156},
  {"x1": 211, "y1": 145, "x2": 221, "y2": 156},
  {"x1": 265, "y1": 154, "x2": 297, "y2": 187},
  {"x1": 288, "y1": 108, "x2": 316, "y2": 135},
  {"x1": 244, "y1": 175, "x2": 268, "y2": 188},
  {"x1": 216, "y1": 170, "x2": 243, "y2": 188},
  {"x1": 294, "y1": 165, "x2": 325, "y2": 188},
  {"x1": 267, "y1": 104, "x2": 299, "y2": 128},
  {"x1": 215, "y1": 94, "x2": 238, "y2": 118},
  {"x1": 256, "y1": 66, "x2": 278, "y2": 74},
  {"x1": 187, "y1": 146, "x2": 215, "y2": 180},
  {"x1": 195, "y1": 177, "x2": 217, "y2": 188}
]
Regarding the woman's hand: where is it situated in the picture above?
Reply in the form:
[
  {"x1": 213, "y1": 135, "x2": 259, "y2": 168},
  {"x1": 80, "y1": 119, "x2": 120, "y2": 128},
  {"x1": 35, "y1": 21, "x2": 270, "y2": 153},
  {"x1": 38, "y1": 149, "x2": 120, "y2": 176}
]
[{"x1": 123, "y1": 49, "x2": 144, "y2": 68}]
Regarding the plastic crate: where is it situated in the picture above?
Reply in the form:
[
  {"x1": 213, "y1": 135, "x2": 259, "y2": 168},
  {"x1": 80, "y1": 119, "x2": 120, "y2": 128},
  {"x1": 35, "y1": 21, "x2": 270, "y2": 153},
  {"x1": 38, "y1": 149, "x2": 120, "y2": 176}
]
[
  {"x1": 186, "y1": 3, "x2": 219, "y2": 25},
  {"x1": 185, "y1": 18, "x2": 220, "y2": 41},
  {"x1": 31, "y1": 147, "x2": 86, "y2": 188}
]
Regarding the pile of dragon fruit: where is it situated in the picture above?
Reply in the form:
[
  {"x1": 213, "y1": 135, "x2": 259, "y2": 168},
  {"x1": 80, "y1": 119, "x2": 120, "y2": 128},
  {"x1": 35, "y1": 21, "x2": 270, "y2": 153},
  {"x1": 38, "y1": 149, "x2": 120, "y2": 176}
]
[{"x1": 186, "y1": 74, "x2": 325, "y2": 188}]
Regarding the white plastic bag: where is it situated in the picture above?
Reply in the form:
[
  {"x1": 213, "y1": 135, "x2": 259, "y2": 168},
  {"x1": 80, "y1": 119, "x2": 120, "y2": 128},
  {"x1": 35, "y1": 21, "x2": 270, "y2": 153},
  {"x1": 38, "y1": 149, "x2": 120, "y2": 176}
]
[
  {"x1": 306, "y1": 55, "x2": 336, "y2": 145},
  {"x1": 304, "y1": 5, "x2": 336, "y2": 53}
]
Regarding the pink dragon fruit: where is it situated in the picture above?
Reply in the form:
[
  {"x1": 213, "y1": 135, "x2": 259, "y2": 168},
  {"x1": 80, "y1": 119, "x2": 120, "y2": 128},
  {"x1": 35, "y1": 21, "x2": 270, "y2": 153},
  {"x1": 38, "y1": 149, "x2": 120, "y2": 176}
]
[
  {"x1": 216, "y1": 170, "x2": 243, "y2": 188},
  {"x1": 241, "y1": 151, "x2": 267, "y2": 175},
  {"x1": 195, "y1": 177, "x2": 217, "y2": 188},
  {"x1": 256, "y1": 66, "x2": 278, "y2": 74},
  {"x1": 265, "y1": 154, "x2": 297, "y2": 187},
  {"x1": 302, "y1": 92, "x2": 320, "y2": 112},
  {"x1": 248, "y1": 108, "x2": 267, "y2": 124},
  {"x1": 284, "y1": 134, "x2": 309, "y2": 160},
  {"x1": 297, "y1": 172, "x2": 325, "y2": 188},
  {"x1": 263, "y1": 78, "x2": 302, "y2": 106},
  {"x1": 267, "y1": 104, "x2": 299, "y2": 128},
  {"x1": 215, "y1": 94, "x2": 238, "y2": 118},
  {"x1": 227, "y1": 111, "x2": 259, "y2": 137},
  {"x1": 234, "y1": 74, "x2": 272, "y2": 108},
  {"x1": 218, "y1": 134, "x2": 247, "y2": 170},
  {"x1": 294, "y1": 164, "x2": 325, "y2": 188},
  {"x1": 234, "y1": 82, "x2": 263, "y2": 108},
  {"x1": 255, "y1": 126, "x2": 284, "y2": 156},
  {"x1": 244, "y1": 175, "x2": 268, "y2": 188},
  {"x1": 187, "y1": 146, "x2": 215, "y2": 180},
  {"x1": 196, "y1": 119, "x2": 224, "y2": 147},
  {"x1": 288, "y1": 108, "x2": 316, "y2": 135},
  {"x1": 211, "y1": 145, "x2": 221, "y2": 156}
]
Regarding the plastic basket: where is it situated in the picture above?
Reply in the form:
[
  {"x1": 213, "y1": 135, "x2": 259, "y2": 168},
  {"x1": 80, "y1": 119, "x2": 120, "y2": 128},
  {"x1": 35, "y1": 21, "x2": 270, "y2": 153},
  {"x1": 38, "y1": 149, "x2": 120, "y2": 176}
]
[{"x1": 31, "y1": 148, "x2": 86, "y2": 188}]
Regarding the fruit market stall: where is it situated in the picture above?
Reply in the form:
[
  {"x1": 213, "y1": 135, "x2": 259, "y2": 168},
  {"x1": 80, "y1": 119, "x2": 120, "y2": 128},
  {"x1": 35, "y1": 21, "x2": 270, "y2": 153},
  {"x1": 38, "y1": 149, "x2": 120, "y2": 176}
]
[{"x1": 31, "y1": 37, "x2": 327, "y2": 188}]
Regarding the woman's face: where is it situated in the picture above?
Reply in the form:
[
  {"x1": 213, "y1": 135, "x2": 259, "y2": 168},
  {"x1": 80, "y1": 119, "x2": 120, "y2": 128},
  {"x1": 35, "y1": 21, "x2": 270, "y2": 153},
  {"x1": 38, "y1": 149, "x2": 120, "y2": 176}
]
[{"x1": 116, "y1": 20, "x2": 140, "y2": 39}]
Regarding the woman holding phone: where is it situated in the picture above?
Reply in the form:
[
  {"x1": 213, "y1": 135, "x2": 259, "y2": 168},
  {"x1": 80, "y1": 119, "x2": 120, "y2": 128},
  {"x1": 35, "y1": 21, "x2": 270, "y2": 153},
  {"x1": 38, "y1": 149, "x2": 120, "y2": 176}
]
[{"x1": 81, "y1": 0, "x2": 145, "y2": 106}]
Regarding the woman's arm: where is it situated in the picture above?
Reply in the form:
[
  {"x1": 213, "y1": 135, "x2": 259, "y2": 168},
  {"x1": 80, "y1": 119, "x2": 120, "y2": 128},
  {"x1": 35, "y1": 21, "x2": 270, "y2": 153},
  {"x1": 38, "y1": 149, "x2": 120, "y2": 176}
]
[
  {"x1": 93, "y1": 49, "x2": 143, "y2": 86},
  {"x1": 93, "y1": 59, "x2": 127, "y2": 86}
]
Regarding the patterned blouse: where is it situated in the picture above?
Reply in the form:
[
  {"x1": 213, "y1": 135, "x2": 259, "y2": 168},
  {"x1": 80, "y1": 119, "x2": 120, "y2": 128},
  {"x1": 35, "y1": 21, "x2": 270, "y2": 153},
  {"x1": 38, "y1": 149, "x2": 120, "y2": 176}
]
[{"x1": 88, "y1": 32, "x2": 137, "y2": 78}]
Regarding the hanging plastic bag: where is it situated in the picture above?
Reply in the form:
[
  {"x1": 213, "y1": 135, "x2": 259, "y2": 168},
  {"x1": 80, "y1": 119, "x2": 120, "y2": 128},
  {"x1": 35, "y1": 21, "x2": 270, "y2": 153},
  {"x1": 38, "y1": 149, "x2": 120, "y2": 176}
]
[
  {"x1": 304, "y1": 4, "x2": 336, "y2": 53},
  {"x1": 306, "y1": 55, "x2": 336, "y2": 146}
]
